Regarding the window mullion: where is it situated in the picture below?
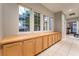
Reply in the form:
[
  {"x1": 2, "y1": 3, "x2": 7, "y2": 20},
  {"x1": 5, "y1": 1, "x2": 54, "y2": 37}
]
[{"x1": 30, "y1": 9, "x2": 34, "y2": 32}]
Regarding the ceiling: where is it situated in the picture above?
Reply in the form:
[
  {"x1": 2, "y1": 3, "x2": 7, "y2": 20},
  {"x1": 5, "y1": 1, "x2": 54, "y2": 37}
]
[{"x1": 41, "y1": 3, "x2": 79, "y2": 19}]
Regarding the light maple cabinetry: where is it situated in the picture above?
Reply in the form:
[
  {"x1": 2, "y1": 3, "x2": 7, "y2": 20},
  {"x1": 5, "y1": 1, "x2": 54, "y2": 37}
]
[
  {"x1": 48, "y1": 35, "x2": 53, "y2": 46},
  {"x1": 2, "y1": 42, "x2": 22, "y2": 56},
  {"x1": 0, "y1": 32, "x2": 61, "y2": 56},
  {"x1": 55, "y1": 34, "x2": 58, "y2": 43},
  {"x1": 52, "y1": 34, "x2": 55, "y2": 44},
  {"x1": 53, "y1": 33, "x2": 61, "y2": 44},
  {"x1": 23, "y1": 39, "x2": 35, "y2": 56},
  {"x1": 0, "y1": 46, "x2": 2, "y2": 56},
  {"x1": 42, "y1": 35, "x2": 48, "y2": 50},
  {"x1": 35, "y1": 37, "x2": 43, "y2": 54},
  {"x1": 54, "y1": 34, "x2": 57, "y2": 43},
  {"x1": 58, "y1": 33, "x2": 61, "y2": 41}
]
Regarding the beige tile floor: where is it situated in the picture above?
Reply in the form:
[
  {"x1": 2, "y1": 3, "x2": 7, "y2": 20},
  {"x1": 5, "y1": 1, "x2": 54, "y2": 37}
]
[{"x1": 38, "y1": 34, "x2": 79, "y2": 56}]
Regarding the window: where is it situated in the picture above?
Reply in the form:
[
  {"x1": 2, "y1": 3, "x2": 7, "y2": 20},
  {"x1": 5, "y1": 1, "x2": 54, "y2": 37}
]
[
  {"x1": 34, "y1": 12, "x2": 40, "y2": 31},
  {"x1": 19, "y1": 6, "x2": 30, "y2": 32},
  {"x1": 43, "y1": 15, "x2": 48, "y2": 31},
  {"x1": 49, "y1": 18, "x2": 53, "y2": 31},
  {"x1": 19, "y1": 6, "x2": 52, "y2": 32}
]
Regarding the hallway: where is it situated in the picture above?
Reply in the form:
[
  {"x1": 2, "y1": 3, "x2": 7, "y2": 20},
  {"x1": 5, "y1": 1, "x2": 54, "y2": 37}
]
[{"x1": 38, "y1": 35, "x2": 79, "y2": 56}]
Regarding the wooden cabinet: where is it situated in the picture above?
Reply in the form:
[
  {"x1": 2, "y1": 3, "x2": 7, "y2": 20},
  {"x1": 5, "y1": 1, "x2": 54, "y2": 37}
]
[
  {"x1": 52, "y1": 34, "x2": 55, "y2": 44},
  {"x1": 35, "y1": 37, "x2": 43, "y2": 54},
  {"x1": 55, "y1": 34, "x2": 58, "y2": 42},
  {"x1": 42, "y1": 36, "x2": 48, "y2": 50},
  {"x1": 23, "y1": 39, "x2": 35, "y2": 56},
  {"x1": 57, "y1": 33, "x2": 61, "y2": 41},
  {"x1": 48, "y1": 35, "x2": 53, "y2": 46},
  {"x1": 53, "y1": 34, "x2": 55, "y2": 44},
  {"x1": 0, "y1": 32, "x2": 61, "y2": 56},
  {"x1": 0, "y1": 49, "x2": 1, "y2": 56},
  {"x1": 54, "y1": 33, "x2": 61, "y2": 43},
  {"x1": 53, "y1": 34, "x2": 57, "y2": 43},
  {"x1": 3, "y1": 42, "x2": 22, "y2": 56},
  {"x1": 0, "y1": 46, "x2": 2, "y2": 56}
]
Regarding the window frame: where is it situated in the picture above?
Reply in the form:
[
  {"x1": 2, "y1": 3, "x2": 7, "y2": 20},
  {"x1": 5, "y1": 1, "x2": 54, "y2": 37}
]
[
  {"x1": 18, "y1": 5, "x2": 53, "y2": 34},
  {"x1": 19, "y1": 5, "x2": 31, "y2": 32},
  {"x1": 49, "y1": 17, "x2": 54, "y2": 31},
  {"x1": 34, "y1": 12, "x2": 41, "y2": 31},
  {"x1": 43, "y1": 15, "x2": 49, "y2": 31}
]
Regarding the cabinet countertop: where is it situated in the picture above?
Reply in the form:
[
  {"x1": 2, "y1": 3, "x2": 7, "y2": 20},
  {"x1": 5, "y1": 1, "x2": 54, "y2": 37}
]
[{"x1": 0, "y1": 32, "x2": 60, "y2": 45}]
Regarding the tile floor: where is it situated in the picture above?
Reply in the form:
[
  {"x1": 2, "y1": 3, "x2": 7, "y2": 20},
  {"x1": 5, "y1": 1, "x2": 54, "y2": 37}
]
[{"x1": 38, "y1": 34, "x2": 79, "y2": 56}]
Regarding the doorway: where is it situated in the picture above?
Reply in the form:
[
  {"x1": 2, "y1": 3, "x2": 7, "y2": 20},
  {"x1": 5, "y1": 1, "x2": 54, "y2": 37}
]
[{"x1": 67, "y1": 21, "x2": 77, "y2": 34}]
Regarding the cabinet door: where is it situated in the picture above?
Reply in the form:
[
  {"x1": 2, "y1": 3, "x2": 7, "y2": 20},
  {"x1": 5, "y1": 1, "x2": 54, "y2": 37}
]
[
  {"x1": 57, "y1": 34, "x2": 59, "y2": 41},
  {"x1": 35, "y1": 37, "x2": 43, "y2": 54},
  {"x1": 48, "y1": 35, "x2": 53, "y2": 46},
  {"x1": 3, "y1": 42, "x2": 22, "y2": 56},
  {"x1": 59, "y1": 33, "x2": 61, "y2": 40},
  {"x1": 56, "y1": 34, "x2": 58, "y2": 42},
  {"x1": 52, "y1": 34, "x2": 55, "y2": 44},
  {"x1": 43, "y1": 36, "x2": 48, "y2": 50},
  {"x1": 53, "y1": 34, "x2": 55, "y2": 44},
  {"x1": 23, "y1": 39, "x2": 35, "y2": 56},
  {"x1": 56, "y1": 33, "x2": 59, "y2": 42},
  {"x1": 0, "y1": 46, "x2": 2, "y2": 56},
  {"x1": 55, "y1": 33, "x2": 60, "y2": 43},
  {"x1": 58, "y1": 33, "x2": 61, "y2": 41},
  {"x1": 53, "y1": 34, "x2": 57, "y2": 43}
]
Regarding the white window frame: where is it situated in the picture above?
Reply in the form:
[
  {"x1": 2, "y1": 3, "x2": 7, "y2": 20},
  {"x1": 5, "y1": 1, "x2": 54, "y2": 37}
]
[
  {"x1": 19, "y1": 5, "x2": 31, "y2": 32},
  {"x1": 34, "y1": 12, "x2": 41, "y2": 31},
  {"x1": 43, "y1": 15, "x2": 49, "y2": 31},
  {"x1": 49, "y1": 17, "x2": 54, "y2": 31},
  {"x1": 18, "y1": 5, "x2": 53, "y2": 34}
]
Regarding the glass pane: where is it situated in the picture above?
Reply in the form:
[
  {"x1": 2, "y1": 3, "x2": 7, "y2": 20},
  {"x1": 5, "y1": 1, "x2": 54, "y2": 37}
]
[
  {"x1": 38, "y1": 18, "x2": 40, "y2": 25},
  {"x1": 19, "y1": 5, "x2": 30, "y2": 32},
  {"x1": 34, "y1": 12, "x2": 40, "y2": 31},
  {"x1": 34, "y1": 25, "x2": 38, "y2": 31},
  {"x1": 38, "y1": 20, "x2": 40, "y2": 26},
  {"x1": 43, "y1": 15, "x2": 48, "y2": 31},
  {"x1": 34, "y1": 18, "x2": 38, "y2": 24},
  {"x1": 49, "y1": 18, "x2": 53, "y2": 31},
  {"x1": 26, "y1": 17, "x2": 30, "y2": 24},
  {"x1": 34, "y1": 25, "x2": 40, "y2": 31}
]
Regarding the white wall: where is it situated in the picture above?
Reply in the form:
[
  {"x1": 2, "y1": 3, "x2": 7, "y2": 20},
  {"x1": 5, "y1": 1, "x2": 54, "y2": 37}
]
[
  {"x1": 54, "y1": 11, "x2": 66, "y2": 39},
  {"x1": 54, "y1": 11, "x2": 62, "y2": 32},
  {"x1": 2, "y1": 3, "x2": 54, "y2": 37},
  {"x1": 21, "y1": 3, "x2": 54, "y2": 17},
  {"x1": 3, "y1": 4, "x2": 19, "y2": 37},
  {"x1": 0, "y1": 4, "x2": 2, "y2": 38},
  {"x1": 76, "y1": 21, "x2": 78, "y2": 33},
  {"x1": 62, "y1": 14, "x2": 66, "y2": 39},
  {"x1": 77, "y1": 18, "x2": 79, "y2": 33}
]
